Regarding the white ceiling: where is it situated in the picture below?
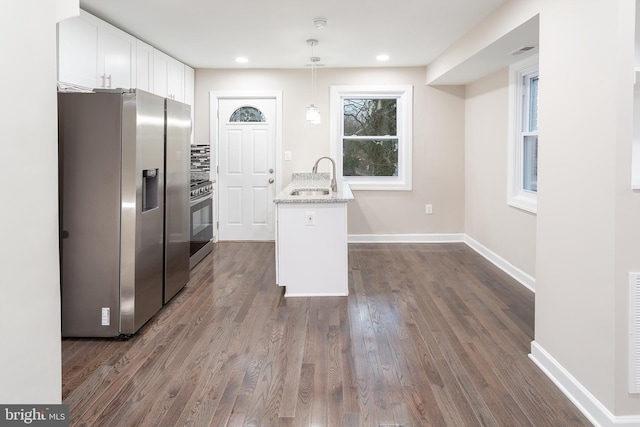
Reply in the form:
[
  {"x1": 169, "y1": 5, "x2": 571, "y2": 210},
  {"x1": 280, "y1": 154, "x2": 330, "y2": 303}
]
[{"x1": 79, "y1": 0, "x2": 508, "y2": 70}]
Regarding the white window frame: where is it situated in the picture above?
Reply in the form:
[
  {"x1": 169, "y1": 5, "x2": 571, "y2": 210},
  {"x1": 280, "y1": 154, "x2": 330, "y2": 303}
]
[
  {"x1": 508, "y1": 55, "x2": 539, "y2": 213},
  {"x1": 330, "y1": 85, "x2": 413, "y2": 191}
]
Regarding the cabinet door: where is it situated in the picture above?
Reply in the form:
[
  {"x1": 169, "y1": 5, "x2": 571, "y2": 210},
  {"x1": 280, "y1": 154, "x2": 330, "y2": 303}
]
[
  {"x1": 184, "y1": 65, "x2": 195, "y2": 144},
  {"x1": 58, "y1": 15, "x2": 99, "y2": 88},
  {"x1": 58, "y1": 11, "x2": 135, "y2": 90},
  {"x1": 167, "y1": 58, "x2": 184, "y2": 102},
  {"x1": 99, "y1": 26, "x2": 136, "y2": 89},
  {"x1": 136, "y1": 40, "x2": 154, "y2": 92},
  {"x1": 184, "y1": 65, "x2": 194, "y2": 106},
  {"x1": 152, "y1": 49, "x2": 169, "y2": 98}
]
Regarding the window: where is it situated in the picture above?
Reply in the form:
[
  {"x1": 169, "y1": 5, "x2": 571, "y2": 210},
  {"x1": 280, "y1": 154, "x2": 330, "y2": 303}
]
[
  {"x1": 229, "y1": 106, "x2": 265, "y2": 122},
  {"x1": 330, "y1": 85, "x2": 412, "y2": 190},
  {"x1": 508, "y1": 55, "x2": 539, "y2": 212}
]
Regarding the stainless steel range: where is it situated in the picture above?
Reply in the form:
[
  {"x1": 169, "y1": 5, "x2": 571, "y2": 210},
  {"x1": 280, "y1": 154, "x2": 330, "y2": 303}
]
[{"x1": 189, "y1": 179, "x2": 214, "y2": 269}]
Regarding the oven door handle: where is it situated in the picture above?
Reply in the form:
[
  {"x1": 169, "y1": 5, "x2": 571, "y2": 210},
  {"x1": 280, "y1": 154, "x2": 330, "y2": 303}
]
[{"x1": 190, "y1": 193, "x2": 213, "y2": 207}]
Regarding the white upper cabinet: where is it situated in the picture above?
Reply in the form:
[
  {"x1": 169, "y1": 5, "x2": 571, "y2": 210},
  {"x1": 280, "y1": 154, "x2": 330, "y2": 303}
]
[
  {"x1": 100, "y1": 24, "x2": 136, "y2": 89},
  {"x1": 184, "y1": 65, "x2": 195, "y2": 144},
  {"x1": 167, "y1": 58, "x2": 184, "y2": 102},
  {"x1": 58, "y1": 9, "x2": 194, "y2": 120},
  {"x1": 58, "y1": 10, "x2": 136, "y2": 89},
  {"x1": 136, "y1": 40, "x2": 154, "y2": 93},
  {"x1": 153, "y1": 49, "x2": 184, "y2": 102},
  {"x1": 58, "y1": 13, "x2": 99, "y2": 88}
]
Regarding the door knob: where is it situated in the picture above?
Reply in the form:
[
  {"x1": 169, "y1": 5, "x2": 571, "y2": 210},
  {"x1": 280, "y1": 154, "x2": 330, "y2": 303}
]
[{"x1": 268, "y1": 178, "x2": 274, "y2": 184}]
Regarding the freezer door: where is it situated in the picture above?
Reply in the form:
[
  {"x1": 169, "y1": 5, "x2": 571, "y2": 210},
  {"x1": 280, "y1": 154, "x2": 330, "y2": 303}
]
[
  {"x1": 164, "y1": 99, "x2": 191, "y2": 303},
  {"x1": 120, "y1": 90, "x2": 165, "y2": 334},
  {"x1": 58, "y1": 92, "x2": 123, "y2": 337}
]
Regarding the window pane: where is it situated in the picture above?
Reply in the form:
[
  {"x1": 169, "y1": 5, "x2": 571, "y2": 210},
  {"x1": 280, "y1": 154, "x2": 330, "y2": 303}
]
[
  {"x1": 230, "y1": 106, "x2": 265, "y2": 122},
  {"x1": 343, "y1": 139, "x2": 398, "y2": 176},
  {"x1": 343, "y1": 99, "x2": 397, "y2": 136},
  {"x1": 523, "y1": 135, "x2": 538, "y2": 192},
  {"x1": 528, "y1": 76, "x2": 538, "y2": 132}
]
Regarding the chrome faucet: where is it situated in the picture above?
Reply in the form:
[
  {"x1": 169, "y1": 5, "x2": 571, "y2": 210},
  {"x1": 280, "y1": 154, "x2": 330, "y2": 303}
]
[{"x1": 312, "y1": 156, "x2": 337, "y2": 192}]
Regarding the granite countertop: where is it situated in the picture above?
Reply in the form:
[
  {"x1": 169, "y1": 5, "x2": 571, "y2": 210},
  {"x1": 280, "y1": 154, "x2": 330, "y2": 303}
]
[{"x1": 273, "y1": 173, "x2": 354, "y2": 204}]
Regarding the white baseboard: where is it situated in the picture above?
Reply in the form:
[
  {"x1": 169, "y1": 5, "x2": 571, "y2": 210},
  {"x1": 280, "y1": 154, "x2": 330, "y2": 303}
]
[
  {"x1": 284, "y1": 292, "x2": 349, "y2": 297},
  {"x1": 348, "y1": 233, "x2": 465, "y2": 244},
  {"x1": 463, "y1": 235, "x2": 536, "y2": 292},
  {"x1": 530, "y1": 341, "x2": 640, "y2": 427}
]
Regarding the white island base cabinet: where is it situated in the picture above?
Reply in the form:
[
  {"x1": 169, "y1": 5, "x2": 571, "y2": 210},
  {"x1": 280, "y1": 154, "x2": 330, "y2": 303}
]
[{"x1": 276, "y1": 203, "x2": 348, "y2": 297}]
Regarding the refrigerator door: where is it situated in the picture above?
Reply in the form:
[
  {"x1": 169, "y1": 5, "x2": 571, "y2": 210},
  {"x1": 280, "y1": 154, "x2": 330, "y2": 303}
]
[
  {"x1": 59, "y1": 92, "x2": 123, "y2": 337},
  {"x1": 120, "y1": 90, "x2": 165, "y2": 334},
  {"x1": 163, "y1": 98, "x2": 191, "y2": 303}
]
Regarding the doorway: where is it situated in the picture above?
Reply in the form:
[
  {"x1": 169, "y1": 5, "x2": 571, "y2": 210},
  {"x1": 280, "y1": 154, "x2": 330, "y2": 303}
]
[{"x1": 210, "y1": 92, "x2": 282, "y2": 241}]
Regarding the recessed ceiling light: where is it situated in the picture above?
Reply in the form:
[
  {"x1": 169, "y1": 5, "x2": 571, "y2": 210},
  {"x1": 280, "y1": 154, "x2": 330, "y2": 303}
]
[
  {"x1": 235, "y1": 57, "x2": 248, "y2": 64},
  {"x1": 376, "y1": 54, "x2": 390, "y2": 61}
]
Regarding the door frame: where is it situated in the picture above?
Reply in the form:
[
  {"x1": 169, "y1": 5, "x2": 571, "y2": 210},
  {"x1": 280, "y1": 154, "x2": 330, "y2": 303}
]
[{"x1": 209, "y1": 90, "x2": 283, "y2": 242}]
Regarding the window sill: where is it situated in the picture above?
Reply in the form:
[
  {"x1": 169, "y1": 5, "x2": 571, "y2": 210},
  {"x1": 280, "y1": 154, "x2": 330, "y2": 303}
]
[
  {"x1": 345, "y1": 176, "x2": 412, "y2": 191},
  {"x1": 508, "y1": 193, "x2": 537, "y2": 214}
]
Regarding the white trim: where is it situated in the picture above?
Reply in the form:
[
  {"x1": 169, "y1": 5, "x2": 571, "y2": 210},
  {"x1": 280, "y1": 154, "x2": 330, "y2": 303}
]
[
  {"x1": 530, "y1": 341, "x2": 640, "y2": 427},
  {"x1": 507, "y1": 54, "x2": 538, "y2": 214},
  {"x1": 209, "y1": 90, "x2": 283, "y2": 243},
  {"x1": 284, "y1": 292, "x2": 349, "y2": 298},
  {"x1": 348, "y1": 233, "x2": 464, "y2": 244},
  {"x1": 464, "y1": 235, "x2": 536, "y2": 292},
  {"x1": 330, "y1": 85, "x2": 413, "y2": 191}
]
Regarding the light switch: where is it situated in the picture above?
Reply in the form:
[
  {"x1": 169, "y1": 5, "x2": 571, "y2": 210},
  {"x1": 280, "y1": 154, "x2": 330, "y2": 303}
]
[{"x1": 284, "y1": 151, "x2": 292, "y2": 161}]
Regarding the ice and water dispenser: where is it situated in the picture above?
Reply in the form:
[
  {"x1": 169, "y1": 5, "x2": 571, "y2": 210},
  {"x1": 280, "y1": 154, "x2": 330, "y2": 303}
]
[{"x1": 142, "y1": 168, "x2": 159, "y2": 212}]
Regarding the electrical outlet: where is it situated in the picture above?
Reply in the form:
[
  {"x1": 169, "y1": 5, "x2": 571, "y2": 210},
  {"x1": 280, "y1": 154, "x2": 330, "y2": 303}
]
[
  {"x1": 425, "y1": 204, "x2": 433, "y2": 214},
  {"x1": 305, "y1": 211, "x2": 315, "y2": 226}
]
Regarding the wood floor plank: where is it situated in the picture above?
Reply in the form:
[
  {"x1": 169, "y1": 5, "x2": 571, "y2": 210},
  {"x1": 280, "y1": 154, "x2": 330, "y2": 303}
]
[
  {"x1": 277, "y1": 298, "x2": 309, "y2": 418},
  {"x1": 62, "y1": 242, "x2": 592, "y2": 427},
  {"x1": 292, "y1": 363, "x2": 314, "y2": 427}
]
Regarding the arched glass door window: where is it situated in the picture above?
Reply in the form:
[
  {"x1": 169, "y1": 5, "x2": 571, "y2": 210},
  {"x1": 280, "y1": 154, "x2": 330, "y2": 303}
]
[{"x1": 229, "y1": 106, "x2": 266, "y2": 122}]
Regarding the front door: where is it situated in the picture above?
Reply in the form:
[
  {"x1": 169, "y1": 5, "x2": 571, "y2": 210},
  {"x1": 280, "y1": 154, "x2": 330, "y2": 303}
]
[{"x1": 217, "y1": 98, "x2": 277, "y2": 241}]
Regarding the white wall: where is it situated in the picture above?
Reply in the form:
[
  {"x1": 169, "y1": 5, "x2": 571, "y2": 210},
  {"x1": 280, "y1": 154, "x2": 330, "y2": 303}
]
[
  {"x1": 195, "y1": 67, "x2": 465, "y2": 236},
  {"x1": 536, "y1": 0, "x2": 640, "y2": 417},
  {"x1": 464, "y1": 68, "x2": 537, "y2": 279},
  {"x1": 0, "y1": 1, "x2": 62, "y2": 403}
]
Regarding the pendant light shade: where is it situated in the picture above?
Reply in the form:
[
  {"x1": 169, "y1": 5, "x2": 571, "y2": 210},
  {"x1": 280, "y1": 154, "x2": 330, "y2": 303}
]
[
  {"x1": 306, "y1": 39, "x2": 321, "y2": 125},
  {"x1": 306, "y1": 104, "x2": 320, "y2": 124}
]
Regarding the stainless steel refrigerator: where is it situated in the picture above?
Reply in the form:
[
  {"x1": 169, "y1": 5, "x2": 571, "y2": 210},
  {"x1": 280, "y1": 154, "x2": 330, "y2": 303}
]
[{"x1": 58, "y1": 89, "x2": 190, "y2": 338}]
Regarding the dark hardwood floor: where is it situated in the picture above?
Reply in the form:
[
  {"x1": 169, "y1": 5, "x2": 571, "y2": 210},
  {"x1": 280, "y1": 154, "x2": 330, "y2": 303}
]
[{"x1": 62, "y1": 242, "x2": 591, "y2": 426}]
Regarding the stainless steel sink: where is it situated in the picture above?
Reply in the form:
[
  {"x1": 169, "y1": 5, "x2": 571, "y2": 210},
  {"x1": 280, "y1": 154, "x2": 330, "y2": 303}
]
[{"x1": 290, "y1": 188, "x2": 330, "y2": 196}]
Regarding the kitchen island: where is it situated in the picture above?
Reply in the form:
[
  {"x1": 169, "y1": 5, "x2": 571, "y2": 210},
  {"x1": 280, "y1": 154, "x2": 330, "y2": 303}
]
[{"x1": 273, "y1": 173, "x2": 354, "y2": 297}]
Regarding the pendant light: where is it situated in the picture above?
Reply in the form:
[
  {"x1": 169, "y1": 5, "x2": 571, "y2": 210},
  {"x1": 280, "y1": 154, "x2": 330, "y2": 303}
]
[{"x1": 306, "y1": 39, "x2": 321, "y2": 125}]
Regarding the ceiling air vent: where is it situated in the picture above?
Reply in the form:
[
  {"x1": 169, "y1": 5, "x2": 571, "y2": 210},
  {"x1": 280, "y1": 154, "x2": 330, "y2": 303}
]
[{"x1": 508, "y1": 46, "x2": 536, "y2": 56}]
